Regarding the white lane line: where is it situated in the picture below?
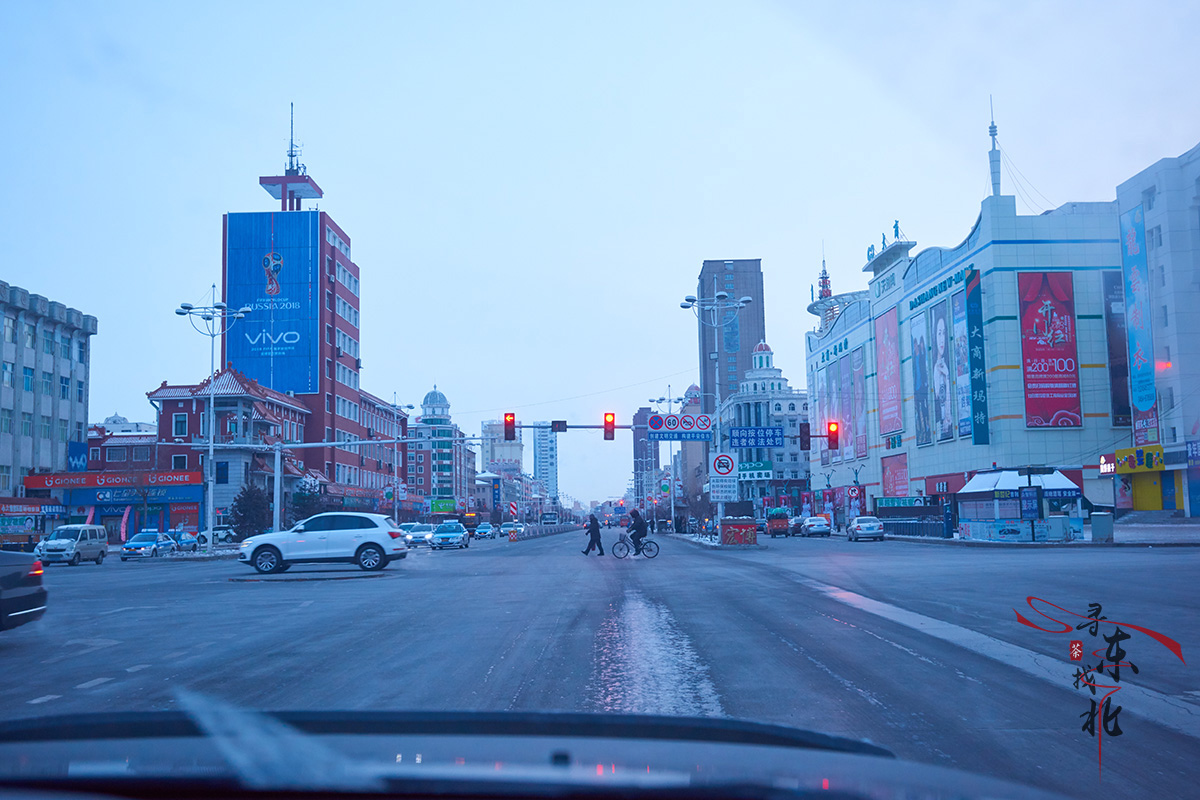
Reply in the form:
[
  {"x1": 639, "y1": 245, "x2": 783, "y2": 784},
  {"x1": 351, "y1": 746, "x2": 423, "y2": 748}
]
[
  {"x1": 99, "y1": 606, "x2": 159, "y2": 615},
  {"x1": 75, "y1": 678, "x2": 112, "y2": 689},
  {"x1": 298, "y1": 600, "x2": 314, "y2": 609},
  {"x1": 799, "y1": 577, "x2": 1200, "y2": 740},
  {"x1": 28, "y1": 695, "x2": 60, "y2": 705},
  {"x1": 125, "y1": 664, "x2": 150, "y2": 673}
]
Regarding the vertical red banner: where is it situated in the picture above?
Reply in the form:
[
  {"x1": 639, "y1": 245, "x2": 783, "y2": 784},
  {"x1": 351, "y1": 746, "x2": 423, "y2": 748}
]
[
  {"x1": 1018, "y1": 272, "x2": 1082, "y2": 428},
  {"x1": 875, "y1": 307, "x2": 903, "y2": 434},
  {"x1": 881, "y1": 453, "x2": 909, "y2": 497}
]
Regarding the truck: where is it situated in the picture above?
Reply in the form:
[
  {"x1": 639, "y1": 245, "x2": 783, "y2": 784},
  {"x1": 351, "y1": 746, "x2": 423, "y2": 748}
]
[
  {"x1": 767, "y1": 508, "x2": 792, "y2": 538},
  {"x1": 539, "y1": 512, "x2": 559, "y2": 526}
]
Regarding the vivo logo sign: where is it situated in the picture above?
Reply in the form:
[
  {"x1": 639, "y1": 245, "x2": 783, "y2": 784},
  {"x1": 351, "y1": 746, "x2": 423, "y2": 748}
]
[
  {"x1": 245, "y1": 331, "x2": 301, "y2": 345},
  {"x1": 67, "y1": 453, "x2": 88, "y2": 471}
]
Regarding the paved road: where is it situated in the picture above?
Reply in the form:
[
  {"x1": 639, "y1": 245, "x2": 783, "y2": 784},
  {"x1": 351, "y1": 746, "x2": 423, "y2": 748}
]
[{"x1": 2, "y1": 533, "x2": 1195, "y2": 799}]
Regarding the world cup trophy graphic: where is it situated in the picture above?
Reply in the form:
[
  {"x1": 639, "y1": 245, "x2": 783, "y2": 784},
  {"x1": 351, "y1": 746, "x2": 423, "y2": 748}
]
[{"x1": 262, "y1": 252, "x2": 283, "y2": 296}]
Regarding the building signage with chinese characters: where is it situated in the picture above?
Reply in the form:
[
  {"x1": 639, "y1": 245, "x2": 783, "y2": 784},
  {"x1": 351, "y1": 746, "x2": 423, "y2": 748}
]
[
  {"x1": 965, "y1": 268, "x2": 990, "y2": 444},
  {"x1": 729, "y1": 427, "x2": 783, "y2": 448},
  {"x1": 23, "y1": 471, "x2": 204, "y2": 490},
  {"x1": 708, "y1": 453, "x2": 738, "y2": 502},
  {"x1": 1018, "y1": 272, "x2": 1082, "y2": 428},
  {"x1": 1113, "y1": 445, "x2": 1164, "y2": 474},
  {"x1": 1119, "y1": 205, "x2": 1159, "y2": 445}
]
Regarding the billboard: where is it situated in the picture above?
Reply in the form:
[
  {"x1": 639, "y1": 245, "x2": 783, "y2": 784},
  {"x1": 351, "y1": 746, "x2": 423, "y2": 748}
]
[
  {"x1": 965, "y1": 269, "x2": 990, "y2": 444},
  {"x1": 852, "y1": 346, "x2": 867, "y2": 459},
  {"x1": 1018, "y1": 272, "x2": 1081, "y2": 428},
  {"x1": 910, "y1": 309, "x2": 932, "y2": 445},
  {"x1": 225, "y1": 211, "x2": 320, "y2": 395},
  {"x1": 881, "y1": 453, "x2": 909, "y2": 497},
  {"x1": 1102, "y1": 271, "x2": 1132, "y2": 427},
  {"x1": 839, "y1": 354, "x2": 853, "y2": 461},
  {"x1": 952, "y1": 291, "x2": 972, "y2": 438},
  {"x1": 1119, "y1": 206, "x2": 1159, "y2": 445},
  {"x1": 826, "y1": 365, "x2": 839, "y2": 463},
  {"x1": 930, "y1": 298, "x2": 954, "y2": 441},
  {"x1": 875, "y1": 307, "x2": 903, "y2": 434}
]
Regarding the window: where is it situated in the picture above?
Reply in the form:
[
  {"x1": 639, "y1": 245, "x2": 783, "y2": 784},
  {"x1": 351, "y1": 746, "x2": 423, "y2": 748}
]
[
  {"x1": 57, "y1": 420, "x2": 67, "y2": 442},
  {"x1": 1166, "y1": 387, "x2": 1175, "y2": 410},
  {"x1": 418, "y1": 466, "x2": 424, "y2": 474},
  {"x1": 775, "y1": 403, "x2": 782, "y2": 411},
  {"x1": 21, "y1": 413, "x2": 32, "y2": 436},
  {"x1": 43, "y1": 334, "x2": 55, "y2": 355},
  {"x1": 1, "y1": 362, "x2": 11, "y2": 387},
  {"x1": 1142, "y1": 186, "x2": 1156, "y2": 211},
  {"x1": 326, "y1": 359, "x2": 332, "y2": 379},
  {"x1": 1170, "y1": 426, "x2": 1177, "y2": 443},
  {"x1": 172, "y1": 454, "x2": 187, "y2": 470},
  {"x1": 41, "y1": 371, "x2": 52, "y2": 395},
  {"x1": 39, "y1": 415, "x2": 51, "y2": 439},
  {"x1": 2, "y1": 317, "x2": 13, "y2": 343},
  {"x1": 75, "y1": 422, "x2": 84, "y2": 441},
  {"x1": 0, "y1": 466, "x2": 8, "y2": 492},
  {"x1": 22, "y1": 367, "x2": 34, "y2": 391},
  {"x1": 89, "y1": 446, "x2": 100, "y2": 461},
  {"x1": 215, "y1": 461, "x2": 229, "y2": 484},
  {"x1": 106, "y1": 446, "x2": 127, "y2": 462},
  {"x1": 418, "y1": 454, "x2": 424, "y2": 463},
  {"x1": 132, "y1": 446, "x2": 151, "y2": 461},
  {"x1": 77, "y1": 380, "x2": 84, "y2": 403},
  {"x1": 77, "y1": 340, "x2": 87, "y2": 363},
  {"x1": 1161, "y1": 305, "x2": 1169, "y2": 327},
  {"x1": 60, "y1": 334, "x2": 70, "y2": 359},
  {"x1": 59, "y1": 376, "x2": 70, "y2": 399},
  {"x1": 1148, "y1": 226, "x2": 1163, "y2": 249},
  {"x1": 25, "y1": 324, "x2": 35, "y2": 348},
  {"x1": 172, "y1": 413, "x2": 187, "y2": 437},
  {"x1": 0, "y1": 409, "x2": 11, "y2": 434}
]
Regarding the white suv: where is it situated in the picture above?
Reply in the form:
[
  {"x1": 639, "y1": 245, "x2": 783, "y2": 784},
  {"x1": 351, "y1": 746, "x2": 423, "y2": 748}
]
[{"x1": 238, "y1": 512, "x2": 408, "y2": 574}]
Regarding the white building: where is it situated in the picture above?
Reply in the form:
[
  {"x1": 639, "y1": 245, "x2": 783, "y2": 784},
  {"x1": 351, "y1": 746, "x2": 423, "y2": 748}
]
[
  {"x1": 532, "y1": 422, "x2": 558, "y2": 502},
  {"x1": 480, "y1": 419, "x2": 523, "y2": 473}
]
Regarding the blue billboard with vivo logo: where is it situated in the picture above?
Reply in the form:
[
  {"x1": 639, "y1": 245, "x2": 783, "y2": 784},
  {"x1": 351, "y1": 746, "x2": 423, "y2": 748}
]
[{"x1": 225, "y1": 211, "x2": 320, "y2": 394}]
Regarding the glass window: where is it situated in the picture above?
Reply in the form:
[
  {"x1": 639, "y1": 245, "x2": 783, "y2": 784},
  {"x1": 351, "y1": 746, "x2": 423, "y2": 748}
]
[
  {"x1": 60, "y1": 334, "x2": 70, "y2": 359},
  {"x1": 23, "y1": 367, "x2": 34, "y2": 391},
  {"x1": 132, "y1": 446, "x2": 151, "y2": 461},
  {"x1": 0, "y1": 466, "x2": 9, "y2": 492},
  {"x1": 57, "y1": 420, "x2": 68, "y2": 442},
  {"x1": 77, "y1": 380, "x2": 84, "y2": 403},
  {"x1": 43, "y1": 334, "x2": 55, "y2": 355},
  {"x1": 0, "y1": 409, "x2": 11, "y2": 434},
  {"x1": 172, "y1": 454, "x2": 187, "y2": 469},
  {"x1": 1, "y1": 362, "x2": 12, "y2": 387},
  {"x1": 75, "y1": 422, "x2": 84, "y2": 442},
  {"x1": 60, "y1": 376, "x2": 70, "y2": 399},
  {"x1": 25, "y1": 324, "x2": 35, "y2": 347},
  {"x1": 41, "y1": 371, "x2": 52, "y2": 395},
  {"x1": 39, "y1": 415, "x2": 51, "y2": 439},
  {"x1": 106, "y1": 446, "x2": 126, "y2": 462},
  {"x1": 173, "y1": 413, "x2": 187, "y2": 437},
  {"x1": 2, "y1": 317, "x2": 13, "y2": 343},
  {"x1": 21, "y1": 413, "x2": 32, "y2": 436}
]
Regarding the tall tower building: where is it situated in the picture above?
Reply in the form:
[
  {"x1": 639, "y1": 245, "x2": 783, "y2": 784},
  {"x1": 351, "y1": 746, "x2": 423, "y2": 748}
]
[
  {"x1": 696, "y1": 259, "x2": 766, "y2": 416},
  {"x1": 532, "y1": 423, "x2": 558, "y2": 502},
  {"x1": 631, "y1": 406, "x2": 659, "y2": 506}
]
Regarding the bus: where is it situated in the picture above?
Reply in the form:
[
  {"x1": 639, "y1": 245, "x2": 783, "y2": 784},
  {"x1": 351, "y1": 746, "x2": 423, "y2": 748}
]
[{"x1": 539, "y1": 512, "x2": 559, "y2": 525}]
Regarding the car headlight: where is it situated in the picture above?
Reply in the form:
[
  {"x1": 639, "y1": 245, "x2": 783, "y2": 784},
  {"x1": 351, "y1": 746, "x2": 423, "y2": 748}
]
[{"x1": 405, "y1": 534, "x2": 413, "y2": 540}]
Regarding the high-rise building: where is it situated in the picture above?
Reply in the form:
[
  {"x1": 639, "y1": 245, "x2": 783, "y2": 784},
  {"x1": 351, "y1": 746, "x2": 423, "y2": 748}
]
[
  {"x1": 1, "y1": 281, "x2": 97, "y2": 495},
  {"x1": 696, "y1": 259, "x2": 766, "y2": 417},
  {"x1": 481, "y1": 419, "x2": 523, "y2": 472},
  {"x1": 532, "y1": 422, "x2": 558, "y2": 501},
  {"x1": 407, "y1": 387, "x2": 471, "y2": 513},
  {"x1": 631, "y1": 406, "x2": 659, "y2": 506},
  {"x1": 220, "y1": 122, "x2": 407, "y2": 504}
]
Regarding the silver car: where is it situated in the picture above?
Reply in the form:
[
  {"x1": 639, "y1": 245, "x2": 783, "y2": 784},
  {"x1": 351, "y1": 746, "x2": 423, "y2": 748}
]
[
  {"x1": 800, "y1": 517, "x2": 832, "y2": 537},
  {"x1": 848, "y1": 516, "x2": 885, "y2": 542},
  {"x1": 121, "y1": 531, "x2": 178, "y2": 560},
  {"x1": 38, "y1": 525, "x2": 109, "y2": 566}
]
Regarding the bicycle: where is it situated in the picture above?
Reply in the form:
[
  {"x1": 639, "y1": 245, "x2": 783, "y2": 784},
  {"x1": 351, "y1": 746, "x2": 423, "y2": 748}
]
[{"x1": 611, "y1": 531, "x2": 659, "y2": 559}]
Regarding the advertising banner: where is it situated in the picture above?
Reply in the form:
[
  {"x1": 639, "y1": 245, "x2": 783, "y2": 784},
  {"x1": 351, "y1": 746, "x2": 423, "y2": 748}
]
[
  {"x1": 225, "y1": 211, "x2": 321, "y2": 395},
  {"x1": 929, "y1": 299, "x2": 954, "y2": 441},
  {"x1": 825, "y1": 365, "x2": 838, "y2": 463},
  {"x1": 1018, "y1": 272, "x2": 1082, "y2": 427},
  {"x1": 799, "y1": 492, "x2": 813, "y2": 517},
  {"x1": 881, "y1": 453, "x2": 909, "y2": 497},
  {"x1": 1102, "y1": 271, "x2": 1132, "y2": 427},
  {"x1": 952, "y1": 291, "x2": 972, "y2": 438},
  {"x1": 875, "y1": 307, "x2": 903, "y2": 434},
  {"x1": 1119, "y1": 205, "x2": 1159, "y2": 445},
  {"x1": 23, "y1": 471, "x2": 203, "y2": 490},
  {"x1": 839, "y1": 354, "x2": 853, "y2": 461},
  {"x1": 910, "y1": 309, "x2": 932, "y2": 445},
  {"x1": 965, "y1": 269, "x2": 990, "y2": 444},
  {"x1": 852, "y1": 346, "x2": 867, "y2": 458}
]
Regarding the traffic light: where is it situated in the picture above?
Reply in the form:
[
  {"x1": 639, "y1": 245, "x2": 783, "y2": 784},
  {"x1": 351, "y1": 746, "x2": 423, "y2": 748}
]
[
  {"x1": 799, "y1": 421, "x2": 811, "y2": 451},
  {"x1": 504, "y1": 413, "x2": 516, "y2": 441},
  {"x1": 603, "y1": 412, "x2": 615, "y2": 440},
  {"x1": 551, "y1": 420, "x2": 567, "y2": 433},
  {"x1": 826, "y1": 421, "x2": 839, "y2": 450}
]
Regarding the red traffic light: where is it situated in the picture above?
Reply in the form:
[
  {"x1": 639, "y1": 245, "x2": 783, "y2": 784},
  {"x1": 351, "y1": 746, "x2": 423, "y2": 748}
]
[
  {"x1": 504, "y1": 413, "x2": 516, "y2": 441},
  {"x1": 826, "y1": 421, "x2": 839, "y2": 450},
  {"x1": 603, "y1": 412, "x2": 615, "y2": 440}
]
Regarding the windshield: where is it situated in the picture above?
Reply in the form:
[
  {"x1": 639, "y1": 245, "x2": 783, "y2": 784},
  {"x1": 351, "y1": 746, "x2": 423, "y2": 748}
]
[{"x1": 4, "y1": 5, "x2": 1196, "y2": 799}]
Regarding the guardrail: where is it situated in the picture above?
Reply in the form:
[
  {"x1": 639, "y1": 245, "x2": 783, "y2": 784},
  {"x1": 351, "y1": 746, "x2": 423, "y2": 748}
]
[
  {"x1": 506, "y1": 524, "x2": 583, "y2": 541},
  {"x1": 881, "y1": 519, "x2": 950, "y2": 538}
]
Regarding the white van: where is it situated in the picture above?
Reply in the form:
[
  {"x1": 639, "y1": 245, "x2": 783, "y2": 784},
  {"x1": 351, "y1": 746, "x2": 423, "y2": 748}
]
[{"x1": 37, "y1": 524, "x2": 109, "y2": 566}]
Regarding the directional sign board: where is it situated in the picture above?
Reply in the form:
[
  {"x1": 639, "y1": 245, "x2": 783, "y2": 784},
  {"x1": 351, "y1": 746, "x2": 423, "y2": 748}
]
[
  {"x1": 649, "y1": 430, "x2": 712, "y2": 441},
  {"x1": 709, "y1": 452, "x2": 738, "y2": 502},
  {"x1": 729, "y1": 427, "x2": 784, "y2": 448}
]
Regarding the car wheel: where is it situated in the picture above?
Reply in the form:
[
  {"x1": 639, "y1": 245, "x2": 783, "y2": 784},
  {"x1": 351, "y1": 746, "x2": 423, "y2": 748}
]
[
  {"x1": 96, "y1": 552, "x2": 105, "y2": 565},
  {"x1": 222, "y1": 534, "x2": 234, "y2": 544},
  {"x1": 356, "y1": 544, "x2": 385, "y2": 571},
  {"x1": 191, "y1": 544, "x2": 198, "y2": 552},
  {"x1": 121, "y1": 557, "x2": 128, "y2": 562},
  {"x1": 252, "y1": 546, "x2": 283, "y2": 574},
  {"x1": 70, "y1": 552, "x2": 82, "y2": 566},
  {"x1": 197, "y1": 535, "x2": 207, "y2": 545},
  {"x1": 151, "y1": 548, "x2": 158, "y2": 557}
]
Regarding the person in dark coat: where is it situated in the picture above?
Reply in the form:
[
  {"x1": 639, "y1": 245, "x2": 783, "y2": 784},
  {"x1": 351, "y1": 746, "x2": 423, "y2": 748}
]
[
  {"x1": 582, "y1": 514, "x2": 604, "y2": 555},
  {"x1": 628, "y1": 509, "x2": 648, "y2": 554}
]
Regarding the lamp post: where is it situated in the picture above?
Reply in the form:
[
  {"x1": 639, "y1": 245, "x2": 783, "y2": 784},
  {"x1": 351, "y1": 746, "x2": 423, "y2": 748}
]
[
  {"x1": 651, "y1": 388, "x2": 685, "y2": 533},
  {"x1": 388, "y1": 399, "x2": 415, "y2": 524},
  {"x1": 680, "y1": 291, "x2": 752, "y2": 523},
  {"x1": 176, "y1": 285, "x2": 252, "y2": 553}
]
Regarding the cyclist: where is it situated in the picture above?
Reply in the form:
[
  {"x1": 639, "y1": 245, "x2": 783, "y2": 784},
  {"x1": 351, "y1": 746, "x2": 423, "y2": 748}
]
[{"x1": 628, "y1": 509, "x2": 648, "y2": 555}]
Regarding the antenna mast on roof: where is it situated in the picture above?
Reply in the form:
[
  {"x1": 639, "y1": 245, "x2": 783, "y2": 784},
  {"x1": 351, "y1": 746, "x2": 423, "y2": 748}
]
[
  {"x1": 988, "y1": 95, "x2": 1001, "y2": 197},
  {"x1": 285, "y1": 102, "x2": 306, "y2": 177}
]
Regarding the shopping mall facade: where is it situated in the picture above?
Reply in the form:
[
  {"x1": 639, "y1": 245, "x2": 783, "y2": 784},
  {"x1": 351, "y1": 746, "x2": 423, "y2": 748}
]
[{"x1": 805, "y1": 132, "x2": 1200, "y2": 524}]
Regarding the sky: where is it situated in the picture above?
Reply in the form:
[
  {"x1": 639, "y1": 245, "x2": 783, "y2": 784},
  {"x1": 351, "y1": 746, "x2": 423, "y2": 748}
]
[{"x1": 3, "y1": 0, "x2": 1198, "y2": 504}]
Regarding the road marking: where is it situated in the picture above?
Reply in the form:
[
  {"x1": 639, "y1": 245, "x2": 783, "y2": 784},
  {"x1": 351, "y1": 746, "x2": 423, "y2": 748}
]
[
  {"x1": 799, "y1": 578, "x2": 1200, "y2": 740},
  {"x1": 43, "y1": 639, "x2": 121, "y2": 665},
  {"x1": 298, "y1": 600, "x2": 314, "y2": 608},
  {"x1": 28, "y1": 695, "x2": 60, "y2": 705},
  {"x1": 75, "y1": 678, "x2": 112, "y2": 689},
  {"x1": 126, "y1": 664, "x2": 150, "y2": 673},
  {"x1": 99, "y1": 606, "x2": 159, "y2": 615}
]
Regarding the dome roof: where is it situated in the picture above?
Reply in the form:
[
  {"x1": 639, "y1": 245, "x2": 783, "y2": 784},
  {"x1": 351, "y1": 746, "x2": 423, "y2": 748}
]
[
  {"x1": 752, "y1": 341, "x2": 772, "y2": 354},
  {"x1": 423, "y1": 386, "x2": 449, "y2": 406},
  {"x1": 103, "y1": 413, "x2": 129, "y2": 424}
]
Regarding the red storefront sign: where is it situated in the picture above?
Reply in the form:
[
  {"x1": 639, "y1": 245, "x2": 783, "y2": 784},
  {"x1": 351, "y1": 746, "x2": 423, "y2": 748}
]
[
  {"x1": 22, "y1": 471, "x2": 204, "y2": 489},
  {"x1": 881, "y1": 453, "x2": 909, "y2": 497},
  {"x1": 1018, "y1": 272, "x2": 1082, "y2": 428}
]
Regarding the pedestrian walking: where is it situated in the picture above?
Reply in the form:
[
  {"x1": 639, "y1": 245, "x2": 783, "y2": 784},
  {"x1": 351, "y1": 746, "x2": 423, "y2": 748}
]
[
  {"x1": 648, "y1": 517, "x2": 656, "y2": 534},
  {"x1": 582, "y1": 514, "x2": 605, "y2": 556}
]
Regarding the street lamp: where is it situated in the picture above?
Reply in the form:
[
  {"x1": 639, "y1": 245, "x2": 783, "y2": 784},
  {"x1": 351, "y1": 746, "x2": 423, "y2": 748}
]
[
  {"x1": 680, "y1": 292, "x2": 753, "y2": 522},
  {"x1": 389, "y1": 400, "x2": 415, "y2": 523},
  {"x1": 650, "y1": 388, "x2": 685, "y2": 532},
  {"x1": 177, "y1": 284, "x2": 252, "y2": 553}
]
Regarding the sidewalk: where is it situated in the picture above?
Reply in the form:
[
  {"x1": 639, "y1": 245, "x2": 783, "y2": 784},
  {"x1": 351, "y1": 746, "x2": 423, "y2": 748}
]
[{"x1": 876, "y1": 523, "x2": 1200, "y2": 548}]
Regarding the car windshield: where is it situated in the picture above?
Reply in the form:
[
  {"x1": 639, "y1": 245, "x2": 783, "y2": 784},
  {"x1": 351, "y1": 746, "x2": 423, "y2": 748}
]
[{"x1": 5, "y1": 6, "x2": 1196, "y2": 798}]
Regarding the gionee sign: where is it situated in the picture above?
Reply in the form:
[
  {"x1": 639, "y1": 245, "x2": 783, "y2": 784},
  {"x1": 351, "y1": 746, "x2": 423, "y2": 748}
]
[{"x1": 22, "y1": 471, "x2": 203, "y2": 489}]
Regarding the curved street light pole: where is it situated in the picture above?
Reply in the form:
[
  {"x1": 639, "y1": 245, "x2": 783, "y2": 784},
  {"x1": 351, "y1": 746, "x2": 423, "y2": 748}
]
[
  {"x1": 680, "y1": 292, "x2": 753, "y2": 524},
  {"x1": 176, "y1": 285, "x2": 252, "y2": 553}
]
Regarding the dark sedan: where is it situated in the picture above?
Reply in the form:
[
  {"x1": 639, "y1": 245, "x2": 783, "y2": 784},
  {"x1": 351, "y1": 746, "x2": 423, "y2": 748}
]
[{"x1": 0, "y1": 551, "x2": 47, "y2": 632}]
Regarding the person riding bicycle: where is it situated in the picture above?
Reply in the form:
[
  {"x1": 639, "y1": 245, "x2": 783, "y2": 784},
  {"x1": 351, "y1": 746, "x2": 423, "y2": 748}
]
[{"x1": 628, "y1": 509, "x2": 648, "y2": 555}]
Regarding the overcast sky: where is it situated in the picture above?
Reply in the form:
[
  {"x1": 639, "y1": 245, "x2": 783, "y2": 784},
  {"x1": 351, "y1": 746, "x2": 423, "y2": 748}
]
[{"x1": 3, "y1": 0, "x2": 1198, "y2": 504}]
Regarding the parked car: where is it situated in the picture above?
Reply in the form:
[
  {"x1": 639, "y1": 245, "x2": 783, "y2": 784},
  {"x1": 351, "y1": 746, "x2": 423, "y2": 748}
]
[
  {"x1": 799, "y1": 517, "x2": 832, "y2": 537},
  {"x1": 238, "y1": 512, "x2": 408, "y2": 574},
  {"x1": 474, "y1": 523, "x2": 495, "y2": 539},
  {"x1": 0, "y1": 551, "x2": 46, "y2": 632},
  {"x1": 430, "y1": 522, "x2": 469, "y2": 550},
  {"x1": 197, "y1": 525, "x2": 237, "y2": 545},
  {"x1": 848, "y1": 516, "x2": 885, "y2": 542},
  {"x1": 403, "y1": 524, "x2": 434, "y2": 547},
  {"x1": 166, "y1": 531, "x2": 199, "y2": 552},
  {"x1": 37, "y1": 524, "x2": 109, "y2": 566},
  {"x1": 121, "y1": 531, "x2": 178, "y2": 560}
]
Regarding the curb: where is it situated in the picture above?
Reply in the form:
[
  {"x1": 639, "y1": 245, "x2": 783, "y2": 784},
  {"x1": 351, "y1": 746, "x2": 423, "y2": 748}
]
[
  {"x1": 880, "y1": 534, "x2": 1200, "y2": 549},
  {"x1": 119, "y1": 551, "x2": 241, "y2": 563},
  {"x1": 228, "y1": 571, "x2": 395, "y2": 583}
]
